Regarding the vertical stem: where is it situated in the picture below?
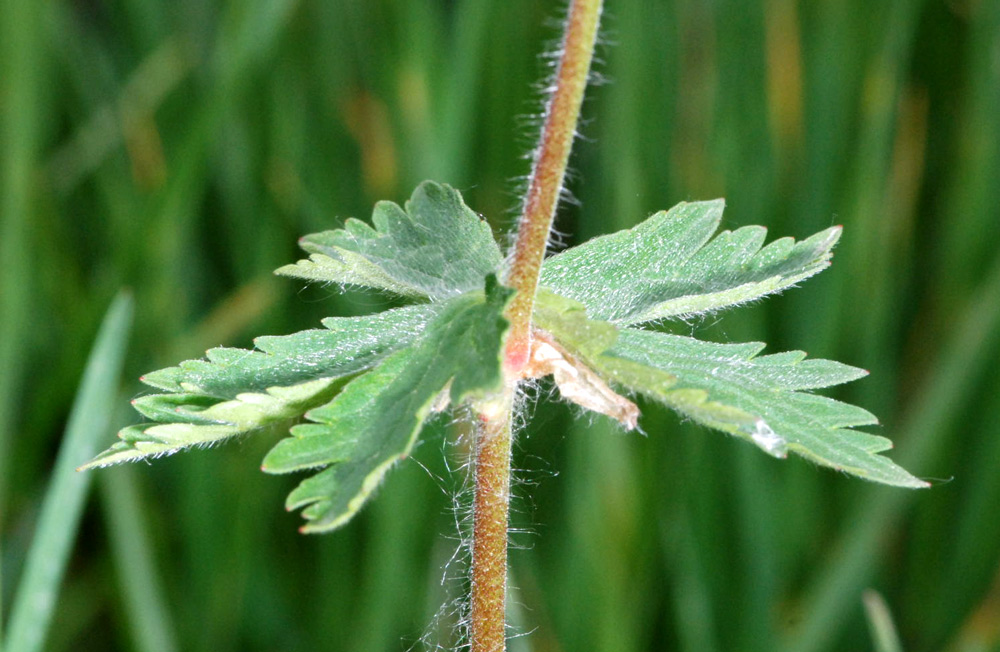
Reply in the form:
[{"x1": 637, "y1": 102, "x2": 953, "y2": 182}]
[
  {"x1": 504, "y1": 0, "x2": 603, "y2": 374},
  {"x1": 470, "y1": 3, "x2": 603, "y2": 651},
  {"x1": 470, "y1": 390, "x2": 514, "y2": 652}
]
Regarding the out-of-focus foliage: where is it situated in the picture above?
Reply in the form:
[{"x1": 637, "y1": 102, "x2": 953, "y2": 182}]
[{"x1": 2, "y1": 1, "x2": 999, "y2": 651}]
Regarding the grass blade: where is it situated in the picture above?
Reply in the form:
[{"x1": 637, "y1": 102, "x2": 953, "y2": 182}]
[
  {"x1": 2, "y1": 292, "x2": 133, "y2": 652},
  {"x1": 863, "y1": 590, "x2": 903, "y2": 652},
  {"x1": 98, "y1": 466, "x2": 178, "y2": 652},
  {"x1": 786, "y1": 254, "x2": 1000, "y2": 652},
  {"x1": 0, "y1": 0, "x2": 47, "y2": 638}
]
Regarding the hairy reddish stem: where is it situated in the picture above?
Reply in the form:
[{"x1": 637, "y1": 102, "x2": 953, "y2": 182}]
[
  {"x1": 503, "y1": 0, "x2": 603, "y2": 374},
  {"x1": 469, "y1": 2, "x2": 603, "y2": 651},
  {"x1": 470, "y1": 390, "x2": 514, "y2": 652}
]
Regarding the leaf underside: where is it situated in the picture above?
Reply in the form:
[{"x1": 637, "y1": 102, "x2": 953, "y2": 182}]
[{"x1": 91, "y1": 181, "x2": 924, "y2": 537}]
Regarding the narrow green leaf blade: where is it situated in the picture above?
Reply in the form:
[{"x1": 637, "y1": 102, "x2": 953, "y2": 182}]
[
  {"x1": 283, "y1": 181, "x2": 503, "y2": 299},
  {"x1": 98, "y1": 467, "x2": 179, "y2": 652},
  {"x1": 262, "y1": 278, "x2": 513, "y2": 533},
  {"x1": 539, "y1": 200, "x2": 840, "y2": 324},
  {"x1": 600, "y1": 328, "x2": 926, "y2": 488},
  {"x1": 5, "y1": 292, "x2": 133, "y2": 652}
]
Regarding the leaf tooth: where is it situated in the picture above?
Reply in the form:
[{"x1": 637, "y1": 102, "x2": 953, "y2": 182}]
[
  {"x1": 804, "y1": 225, "x2": 842, "y2": 254},
  {"x1": 284, "y1": 466, "x2": 336, "y2": 511},
  {"x1": 131, "y1": 393, "x2": 221, "y2": 423},
  {"x1": 262, "y1": 423, "x2": 356, "y2": 473},
  {"x1": 343, "y1": 216, "x2": 377, "y2": 238},
  {"x1": 205, "y1": 347, "x2": 248, "y2": 365},
  {"x1": 750, "y1": 358, "x2": 869, "y2": 390},
  {"x1": 789, "y1": 393, "x2": 878, "y2": 428},
  {"x1": 143, "y1": 423, "x2": 240, "y2": 446},
  {"x1": 754, "y1": 350, "x2": 808, "y2": 365},
  {"x1": 140, "y1": 368, "x2": 183, "y2": 391},
  {"x1": 750, "y1": 236, "x2": 797, "y2": 268},
  {"x1": 298, "y1": 230, "x2": 338, "y2": 255}
]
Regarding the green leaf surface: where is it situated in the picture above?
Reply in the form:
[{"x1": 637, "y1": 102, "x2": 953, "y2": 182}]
[
  {"x1": 80, "y1": 304, "x2": 440, "y2": 469},
  {"x1": 533, "y1": 292, "x2": 922, "y2": 488},
  {"x1": 597, "y1": 329, "x2": 926, "y2": 488},
  {"x1": 275, "y1": 250, "x2": 425, "y2": 298},
  {"x1": 279, "y1": 181, "x2": 503, "y2": 299},
  {"x1": 141, "y1": 304, "x2": 439, "y2": 396},
  {"x1": 539, "y1": 200, "x2": 841, "y2": 324},
  {"x1": 262, "y1": 277, "x2": 513, "y2": 533},
  {"x1": 533, "y1": 289, "x2": 619, "y2": 358}
]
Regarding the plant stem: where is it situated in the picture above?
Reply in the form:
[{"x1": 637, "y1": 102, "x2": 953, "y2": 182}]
[
  {"x1": 469, "y1": 2, "x2": 603, "y2": 651},
  {"x1": 503, "y1": 0, "x2": 603, "y2": 374},
  {"x1": 470, "y1": 389, "x2": 514, "y2": 652}
]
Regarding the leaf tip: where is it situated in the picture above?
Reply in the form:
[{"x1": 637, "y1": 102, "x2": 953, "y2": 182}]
[{"x1": 903, "y1": 476, "x2": 932, "y2": 489}]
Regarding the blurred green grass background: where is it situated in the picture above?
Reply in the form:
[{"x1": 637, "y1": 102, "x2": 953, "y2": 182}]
[{"x1": 2, "y1": 0, "x2": 1000, "y2": 650}]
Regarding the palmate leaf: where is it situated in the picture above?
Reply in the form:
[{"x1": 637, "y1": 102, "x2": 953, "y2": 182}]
[
  {"x1": 278, "y1": 181, "x2": 503, "y2": 299},
  {"x1": 539, "y1": 199, "x2": 841, "y2": 324},
  {"x1": 84, "y1": 180, "x2": 515, "y2": 533},
  {"x1": 262, "y1": 277, "x2": 513, "y2": 533},
  {"x1": 534, "y1": 293, "x2": 927, "y2": 488}
]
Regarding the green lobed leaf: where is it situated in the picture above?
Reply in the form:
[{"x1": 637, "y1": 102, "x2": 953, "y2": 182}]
[
  {"x1": 141, "y1": 304, "x2": 440, "y2": 396},
  {"x1": 278, "y1": 181, "x2": 503, "y2": 299},
  {"x1": 534, "y1": 293, "x2": 925, "y2": 488},
  {"x1": 600, "y1": 329, "x2": 925, "y2": 487},
  {"x1": 262, "y1": 276, "x2": 514, "y2": 533},
  {"x1": 80, "y1": 304, "x2": 440, "y2": 469},
  {"x1": 539, "y1": 200, "x2": 841, "y2": 324}
]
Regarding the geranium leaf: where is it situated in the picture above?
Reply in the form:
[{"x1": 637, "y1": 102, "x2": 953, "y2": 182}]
[
  {"x1": 79, "y1": 305, "x2": 440, "y2": 469},
  {"x1": 91, "y1": 177, "x2": 924, "y2": 541},
  {"x1": 539, "y1": 200, "x2": 840, "y2": 324},
  {"x1": 261, "y1": 276, "x2": 514, "y2": 533},
  {"x1": 533, "y1": 293, "x2": 924, "y2": 488},
  {"x1": 599, "y1": 329, "x2": 926, "y2": 488},
  {"x1": 278, "y1": 181, "x2": 503, "y2": 299}
]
